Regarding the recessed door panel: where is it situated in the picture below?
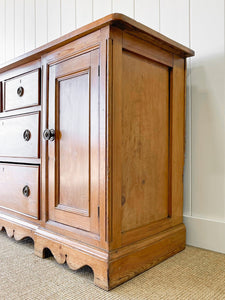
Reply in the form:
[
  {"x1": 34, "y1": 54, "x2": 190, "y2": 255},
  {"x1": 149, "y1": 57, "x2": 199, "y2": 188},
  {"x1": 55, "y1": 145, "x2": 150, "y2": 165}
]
[
  {"x1": 47, "y1": 49, "x2": 100, "y2": 234},
  {"x1": 58, "y1": 73, "x2": 90, "y2": 215}
]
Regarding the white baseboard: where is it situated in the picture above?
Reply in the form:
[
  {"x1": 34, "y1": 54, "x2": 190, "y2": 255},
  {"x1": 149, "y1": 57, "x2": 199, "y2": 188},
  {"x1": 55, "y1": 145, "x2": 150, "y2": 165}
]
[{"x1": 183, "y1": 215, "x2": 225, "y2": 254}]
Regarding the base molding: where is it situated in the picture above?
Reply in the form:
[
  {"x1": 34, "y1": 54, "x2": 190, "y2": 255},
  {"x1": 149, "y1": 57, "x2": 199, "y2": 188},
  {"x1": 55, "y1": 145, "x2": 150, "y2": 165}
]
[
  {"x1": 184, "y1": 215, "x2": 225, "y2": 254},
  {"x1": 34, "y1": 231, "x2": 109, "y2": 290},
  {"x1": 0, "y1": 212, "x2": 37, "y2": 240},
  {"x1": 108, "y1": 224, "x2": 185, "y2": 289},
  {"x1": 0, "y1": 214, "x2": 186, "y2": 290}
]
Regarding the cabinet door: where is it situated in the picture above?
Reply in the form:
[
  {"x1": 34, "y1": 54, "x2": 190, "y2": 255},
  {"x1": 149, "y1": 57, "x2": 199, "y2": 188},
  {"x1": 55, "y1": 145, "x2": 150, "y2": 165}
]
[{"x1": 47, "y1": 49, "x2": 100, "y2": 234}]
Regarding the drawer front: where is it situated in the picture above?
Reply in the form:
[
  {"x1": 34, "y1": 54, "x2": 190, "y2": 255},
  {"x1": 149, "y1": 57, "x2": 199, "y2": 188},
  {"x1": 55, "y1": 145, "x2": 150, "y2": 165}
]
[
  {"x1": 4, "y1": 69, "x2": 40, "y2": 111},
  {"x1": 0, "y1": 113, "x2": 39, "y2": 158},
  {"x1": 0, "y1": 164, "x2": 39, "y2": 219}
]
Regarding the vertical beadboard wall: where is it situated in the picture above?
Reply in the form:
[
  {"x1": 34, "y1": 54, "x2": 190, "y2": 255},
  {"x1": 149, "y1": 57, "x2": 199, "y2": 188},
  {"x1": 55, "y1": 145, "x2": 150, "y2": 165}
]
[{"x1": 0, "y1": 0, "x2": 224, "y2": 253}]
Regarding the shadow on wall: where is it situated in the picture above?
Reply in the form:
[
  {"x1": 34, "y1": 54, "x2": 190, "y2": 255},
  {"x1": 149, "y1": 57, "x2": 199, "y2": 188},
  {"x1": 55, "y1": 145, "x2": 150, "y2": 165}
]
[{"x1": 187, "y1": 53, "x2": 225, "y2": 220}]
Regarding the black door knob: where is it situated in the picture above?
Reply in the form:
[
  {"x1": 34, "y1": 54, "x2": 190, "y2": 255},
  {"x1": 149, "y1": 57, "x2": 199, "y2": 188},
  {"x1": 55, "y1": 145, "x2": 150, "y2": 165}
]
[{"x1": 43, "y1": 129, "x2": 55, "y2": 141}]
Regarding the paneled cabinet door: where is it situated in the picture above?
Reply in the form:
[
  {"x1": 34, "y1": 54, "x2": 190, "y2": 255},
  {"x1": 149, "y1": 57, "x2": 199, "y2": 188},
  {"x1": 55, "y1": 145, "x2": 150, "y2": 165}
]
[{"x1": 47, "y1": 49, "x2": 100, "y2": 234}]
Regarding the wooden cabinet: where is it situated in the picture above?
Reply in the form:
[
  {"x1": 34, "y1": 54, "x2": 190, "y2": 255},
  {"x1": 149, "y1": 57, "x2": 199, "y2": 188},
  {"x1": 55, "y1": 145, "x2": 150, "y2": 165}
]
[{"x1": 0, "y1": 14, "x2": 194, "y2": 290}]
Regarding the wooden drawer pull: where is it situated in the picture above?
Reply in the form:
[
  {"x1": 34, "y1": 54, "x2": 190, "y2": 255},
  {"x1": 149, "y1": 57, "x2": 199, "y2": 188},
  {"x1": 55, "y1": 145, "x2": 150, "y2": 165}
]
[
  {"x1": 17, "y1": 86, "x2": 24, "y2": 97},
  {"x1": 22, "y1": 185, "x2": 30, "y2": 197}
]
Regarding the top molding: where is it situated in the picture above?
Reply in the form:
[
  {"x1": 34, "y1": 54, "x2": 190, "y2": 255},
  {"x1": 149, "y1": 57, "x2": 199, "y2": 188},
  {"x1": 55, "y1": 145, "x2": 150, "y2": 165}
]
[{"x1": 0, "y1": 13, "x2": 194, "y2": 73}]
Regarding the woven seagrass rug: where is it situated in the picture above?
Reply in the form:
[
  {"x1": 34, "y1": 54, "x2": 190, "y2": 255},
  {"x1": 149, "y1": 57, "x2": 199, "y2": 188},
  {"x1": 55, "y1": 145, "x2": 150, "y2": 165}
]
[{"x1": 0, "y1": 230, "x2": 224, "y2": 299}]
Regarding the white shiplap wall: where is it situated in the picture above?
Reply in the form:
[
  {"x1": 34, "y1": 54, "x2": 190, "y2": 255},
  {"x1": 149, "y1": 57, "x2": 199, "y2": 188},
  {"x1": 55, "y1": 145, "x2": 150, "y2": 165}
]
[
  {"x1": 184, "y1": 0, "x2": 225, "y2": 254},
  {"x1": 0, "y1": 0, "x2": 224, "y2": 253}
]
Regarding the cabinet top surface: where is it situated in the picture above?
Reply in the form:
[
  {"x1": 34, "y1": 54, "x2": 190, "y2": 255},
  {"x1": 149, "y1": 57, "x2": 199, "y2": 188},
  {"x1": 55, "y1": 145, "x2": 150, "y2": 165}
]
[{"x1": 0, "y1": 13, "x2": 194, "y2": 73}]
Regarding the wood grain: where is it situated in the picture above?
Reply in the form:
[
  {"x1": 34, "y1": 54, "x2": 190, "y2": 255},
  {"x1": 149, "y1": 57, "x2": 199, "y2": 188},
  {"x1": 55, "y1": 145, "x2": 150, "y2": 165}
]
[
  {"x1": 108, "y1": 224, "x2": 186, "y2": 290},
  {"x1": 0, "y1": 212, "x2": 38, "y2": 240},
  {"x1": 58, "y1": 72, "x2": 90, "y2": 214},
  {"x1": 110, "y1": 27, "x2": 123, "y2": 249},
  {"x1": 0, "y1": 112, "x2": 39, "y2": 158},
  {"x1": 0, "y1": 163, "x2": 39, "y2": 219},
  {"x1": 121, "y1": 50, "x2": 169, "y2": 233},
  {"x1": 0, "y1": 15, "x2": 194, "y2": 290},
  {"x1": 4, "y1": 69, "x2": 40, "y2": 111},
  {"x1": 123, "y1": 32, "x2": 173, "y2": 67},
  {"x1": 47, "y1": 45, "x2": 100, "y2": 234},
  {"x1": 170, "y1": 56, "x2": 185, "y2": 220},
  {"x1": 34, "y1": 228, "x2": 109, "y2": 290},
  {"x1": 0, "y1": 13, "x2": 194, "y2": 74},
  {"x1": 99, "y1": 27, "x2": 110, "y2": 249}
]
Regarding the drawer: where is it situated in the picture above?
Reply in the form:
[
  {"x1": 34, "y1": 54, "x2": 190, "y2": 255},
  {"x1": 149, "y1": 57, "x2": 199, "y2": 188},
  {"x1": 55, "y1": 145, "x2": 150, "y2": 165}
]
[
  {"x1": 0, "y1": 112, "x2": 39, "y2": 158},
  {"x1": 4, "y1": 69, "x2": 40, "y2": 111},
  {"x1": 0, "y1": 164, "x2": 39, "y2": 219}
]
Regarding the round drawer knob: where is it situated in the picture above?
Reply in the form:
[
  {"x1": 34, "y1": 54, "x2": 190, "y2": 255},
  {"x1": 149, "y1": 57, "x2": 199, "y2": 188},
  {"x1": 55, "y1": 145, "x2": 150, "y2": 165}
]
[
  {"x1": 22, "y1": 185, "x2": 30, "y2": 197},
  {"x1": 17, "y1": 86, "x2": 24, "y2": 97},
  {"x1": 43, "y1": 129, "x2": 55, "y2": 141},
  {"x1": 23, "y1": 129, "x2": 31, "y2": 141}
]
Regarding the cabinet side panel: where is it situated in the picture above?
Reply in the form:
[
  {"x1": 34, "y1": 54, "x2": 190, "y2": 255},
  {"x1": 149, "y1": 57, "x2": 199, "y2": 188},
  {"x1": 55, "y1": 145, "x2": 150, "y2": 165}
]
[{"x1": 121, "y1": 50, "x2": 170, "y2": 232}]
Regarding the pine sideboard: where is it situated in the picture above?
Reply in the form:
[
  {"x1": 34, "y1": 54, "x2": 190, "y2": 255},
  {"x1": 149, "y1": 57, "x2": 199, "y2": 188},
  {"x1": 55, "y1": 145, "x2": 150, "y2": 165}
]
[{"x1": 0, "y1": 14, "x2": 194, "y2": 290}]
